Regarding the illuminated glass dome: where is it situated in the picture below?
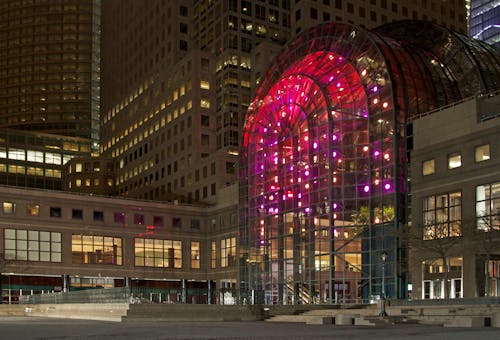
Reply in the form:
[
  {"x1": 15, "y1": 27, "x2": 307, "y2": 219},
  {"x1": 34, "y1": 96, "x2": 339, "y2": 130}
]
[{"x1": 239, "y1": 21, "x2": 500, "y2": 304}]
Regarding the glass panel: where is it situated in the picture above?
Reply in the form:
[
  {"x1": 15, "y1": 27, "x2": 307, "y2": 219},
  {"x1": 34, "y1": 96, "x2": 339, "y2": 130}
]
[{"x1": 475, "y1": 144, "x2": 490, "y2": 162}]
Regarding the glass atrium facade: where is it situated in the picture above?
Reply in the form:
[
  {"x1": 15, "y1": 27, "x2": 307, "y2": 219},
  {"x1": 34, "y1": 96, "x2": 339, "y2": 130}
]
[{"x1": 240, "y1": 21, "x2": 500, "y2": 304}]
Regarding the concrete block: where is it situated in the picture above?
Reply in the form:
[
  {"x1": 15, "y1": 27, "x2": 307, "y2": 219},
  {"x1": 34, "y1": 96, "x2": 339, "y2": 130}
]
[
  {"x1": 354, "y1": 317, "x2": 375, "y2": 326},
  {"x1": 306, "y1": 317, "x2": 333, "y2": 325},
  {"x1": 444, "y1": 316, "x2": 487, "y2": 328},
  {"x1": 335, "y1": 315, "x2": 354, "y2": 325}
]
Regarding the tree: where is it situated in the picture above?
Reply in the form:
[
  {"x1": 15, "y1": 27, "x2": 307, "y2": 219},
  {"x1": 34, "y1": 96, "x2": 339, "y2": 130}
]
[
  {"x1": 412, "y1": 220, "x2": 463, "y2": 299},
  {"x1": 474, "y1": 212, "x2": 500, "y2": 296}
]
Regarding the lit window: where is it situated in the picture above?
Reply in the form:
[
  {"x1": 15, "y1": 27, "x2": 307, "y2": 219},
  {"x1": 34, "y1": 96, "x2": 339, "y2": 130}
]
[
  {"x1": 72, "y1": 234, "x2": 122, "y2": 265},
  {"x1": 3, "y1": 202, "x2": 15, "y2": 214},
  {"x1": 134, "y1": 238, "x2": 182, "y2": 268},
  {"x1": 5, "y1": 229, "x2": 61, "y2": 262},
  {"x1": 475, "y1": 144, "x2": 490, "y2": 162},
  {"x1": 200, "y1": 80, "x2": 210, "y2": 90},
  {"x1": 476, "y1": 182, "x2": 500, "y2": 230},
  {"x1": 422, "y1": 159, "x2": 435, "y2": 176},
  {"x1": 191, "y1": 241, "x2": 200, "y2": 269},
  {"x1": 26, "y1": 204, "x2": 40, "y2": 216},
  {"x1": 448, "y1": 153, "x2": 461, "y2": 169},
  {"x1": 76, "y1": 179, "x2": 82, "y2": 187},
  {"x1": 200, "y1": 98, "x2": 210, "y2": 109},
  {"x1": 75, "y1": 163, "x2": 82, "y2": 172}
]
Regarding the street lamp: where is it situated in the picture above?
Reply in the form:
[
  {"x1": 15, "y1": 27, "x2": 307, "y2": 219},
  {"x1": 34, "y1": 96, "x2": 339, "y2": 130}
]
[{"x1": 379, "y1": 251, "x2": 388, "y2": 317}]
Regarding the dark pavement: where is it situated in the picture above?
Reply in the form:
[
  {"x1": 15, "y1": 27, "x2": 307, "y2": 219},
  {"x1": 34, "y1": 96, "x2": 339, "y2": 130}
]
[{"x1": 1, "y1": 317, "x2": 500, "y2": 339}]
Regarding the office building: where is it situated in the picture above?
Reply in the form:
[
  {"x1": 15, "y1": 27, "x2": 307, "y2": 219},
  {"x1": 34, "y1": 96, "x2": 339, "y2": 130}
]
[
  {"x1": 99, "y1": 0, "x2": 468, "y2": 204},
  {"x1": 470, "y1": 0, "x2": 500, "y2": 47},
  {"x1": 0, "y1": 184, "x2": 239, "y2": 304},
  {"x1": 0, "y1": 0, "x2": 101, "y2": 190},
  {"x1": 410, "y1": 93, "x2": 500, "y2": 299}
]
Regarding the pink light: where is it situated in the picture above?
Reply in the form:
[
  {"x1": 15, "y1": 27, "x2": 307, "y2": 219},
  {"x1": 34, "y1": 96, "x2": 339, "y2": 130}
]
[
  {"x1": 332, "y1": 135, "x2": 337, "y2": 141},
  {"x1": 374, "y1": 150, "x2": 380, "y2": 157},
  {"x1": 384, "y1": 183, "x2": 391, "y2": 190},
  {"x1": 269, "y1": 195, "x2": 274, "y2": 200},
  {"x1": 372, "y1": 86, "x2": 378, "y2": 92},
  {"x1": 305, "y1": 170, "x2": 310, "y2": 176},
  {"x1": 363, "y1": 185, "x2": 370, "y2": 193},
  {"x1": 332, "y1": 151, "x2": 337, "y2": 158},
  {"x1": 333, "y1": 203, "x2": 338, "y2": 209},
  {"x1": 304, "y1": 136, "x2": 309, "y2": 141},
  {"x1": 336, "y1": 82, "x2": 341, "y2": 87},
  {"x1": 313, "y1": 142, "x2": 318, "y2": 149},
  {"x1": 305, "y1": 208, "x2": 310, "y2": 213}
]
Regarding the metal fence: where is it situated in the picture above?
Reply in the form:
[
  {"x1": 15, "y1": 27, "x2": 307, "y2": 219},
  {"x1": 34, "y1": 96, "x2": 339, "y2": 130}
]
[{"x1": 18, "y1": 287, "x2": 242, "y2": 305}]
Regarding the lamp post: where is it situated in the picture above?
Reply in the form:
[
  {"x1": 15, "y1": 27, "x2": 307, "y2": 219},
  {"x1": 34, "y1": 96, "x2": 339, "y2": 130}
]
[{"x1": 380, "y1": 251, "x2": 388, "y2": 317}]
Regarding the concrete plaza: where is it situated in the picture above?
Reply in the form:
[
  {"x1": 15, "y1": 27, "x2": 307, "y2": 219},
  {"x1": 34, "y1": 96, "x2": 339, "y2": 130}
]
[{"x1": 1, "y1": 317, "x2": 500, "y2": 340}]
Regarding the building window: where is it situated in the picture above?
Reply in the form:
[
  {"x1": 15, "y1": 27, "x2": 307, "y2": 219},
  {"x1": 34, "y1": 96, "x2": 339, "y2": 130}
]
[
  {"x1": 134, "y1": 213, "x2": 145, "y2": 225},
  {"x1": 50, "y1": 207, "x2": 61, "y2": 218},
  {"x1": 72, "y1": 209, "x2": 83, "y2": 219},
  {"x1": 476, "y1": 182, "x2": 500, "y2": 230},
  {"x1": 422, "y1": 159, "x2": 435, "y2": 176},
  {"x1": 72, "y1": 235, "x2": 122, "y2": 265},
  {"x1": 134, "y1": 238, "x2": 182, "y2": 268},
  {"x1": 3, "y1": 202, "x2": 15, "y2": 214},
  {"x1": 172, "y1": 217, "x2": 182, "y2": 228},
  {"x1": 221, "y1": 237, "x2": 236, "y2": 267},
  {"x1": 4, "y1": 229, "x2": 61, "y2": 262},
  {"x1": 191, "y1": 241, "x2": 200, "y2": 269},
  {"x1": 211, "y1": 241, "x2": 217, "y2": 269},
  {"x1": 448, "y1": 152, "x2": 462, "y2": 169},
  {"x1": 475, "y1": 144, "x2": 490, "y2": 162},
  {"x1": 114, "y1": 212, "x2": 125, "y2": 224},
  {"x1": 26, "y1": 204, "x2": 39, "y2": 216},
  {"x1": 191, "y1": 219, "x2": 200, "y2": 229},
  {"x1": 422, "y1": 191, "x2": 462, "y2": 239},
  {"x1": 94, "y1": 211, "x2": 104, "y2": 222},
  {"x1": 153, "y1": 215, "x2": 164, "y2": 228}
]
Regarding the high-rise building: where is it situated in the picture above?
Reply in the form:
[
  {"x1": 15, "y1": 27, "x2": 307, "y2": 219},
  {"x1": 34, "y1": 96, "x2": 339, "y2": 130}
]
[
  {"x1": 470, "y1": 0, "x2": 500, "y2": 47},
  {"x1": 98, "y1": 0, "x2": 468, "y2": 204},
  {"x1": 0, "y1": 0, "x2": 101, "y2": 190}
]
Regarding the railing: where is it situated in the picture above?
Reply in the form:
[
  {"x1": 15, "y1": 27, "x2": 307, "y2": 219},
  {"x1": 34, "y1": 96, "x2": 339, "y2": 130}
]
[
  {"x1": 412, "y1": 89, "x2": 500, "y2": 121},
  {"x1": 18, "y1": 287, "x2": 241, "y2": 305}
]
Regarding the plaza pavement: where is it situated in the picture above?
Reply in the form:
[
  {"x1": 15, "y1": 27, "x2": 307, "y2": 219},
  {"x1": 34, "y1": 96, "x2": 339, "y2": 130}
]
[{"x1": 1, "y1": 317, "x2": 500, "y2": 340}]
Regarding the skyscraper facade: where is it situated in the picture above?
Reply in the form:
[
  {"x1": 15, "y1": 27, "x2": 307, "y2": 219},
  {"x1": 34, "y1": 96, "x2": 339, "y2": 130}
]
[
  {"x1": 99, "y1": 0, "x2": 468, "y2": 204},
  {"x1": 470, "y1": 0, "x2": 500, "y2": 47},
  {"x1": 0, "y1": 0, "x2": 101, "y2": 189}
]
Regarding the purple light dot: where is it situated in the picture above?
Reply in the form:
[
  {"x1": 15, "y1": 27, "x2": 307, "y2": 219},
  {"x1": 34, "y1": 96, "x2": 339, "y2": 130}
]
[
  {"x1": 305, "y1": 170, "x2": 310, "y2": 176},
  {"x1": 313, "y1": 142, "x2": 318, "y2": 149},
  {"x1": 333, "y1": 203, "x2": 338, "y2": 209},
  {"x1": 332, "y1": 151, "x2": 337, "y2": 158},
  {"x1": 374, "y1": 151, "x2": 380, "y2": 157},
  {"x1": 332, "y1": 135, "x2": 338, "y2": 141},
  {"x1": 384, "y1": 183, "x2": 391, "y2": 190},
  {"x1": 363, "y1": 185, "x2": 370, "y2": 193},
  {"x1": 372, "y1": 86, "x2": 378, "y2": 93}
]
